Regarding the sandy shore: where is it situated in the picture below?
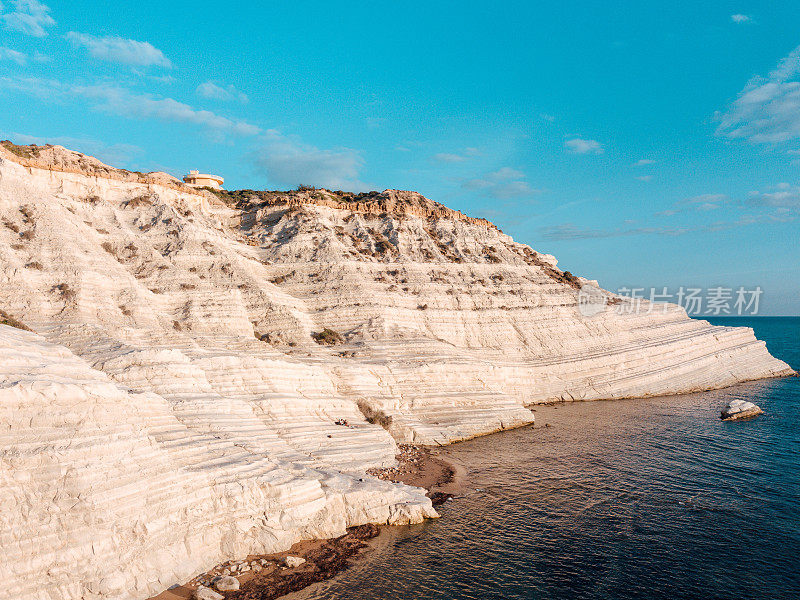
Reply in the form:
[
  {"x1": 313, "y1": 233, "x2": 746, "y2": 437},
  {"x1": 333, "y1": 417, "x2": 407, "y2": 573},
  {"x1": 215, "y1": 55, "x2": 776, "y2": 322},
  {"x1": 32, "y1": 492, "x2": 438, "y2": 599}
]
[
  {"x1": 367, "y1": 443, "x2": 466, "y2": 504},
  {"x1": 149, "y1": 445, "x2": 461, "y2": 600}
]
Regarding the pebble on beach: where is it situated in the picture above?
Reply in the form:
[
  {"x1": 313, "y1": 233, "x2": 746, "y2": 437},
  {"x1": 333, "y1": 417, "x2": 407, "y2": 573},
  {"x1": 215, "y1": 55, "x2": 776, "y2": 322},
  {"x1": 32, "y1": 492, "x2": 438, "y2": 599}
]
[
  {"x1": 212, "y1": 575, "x2": 240, "y2": 592},
  {"x1": 283, "y1": 555, "x2": 306, "y2": 568}
]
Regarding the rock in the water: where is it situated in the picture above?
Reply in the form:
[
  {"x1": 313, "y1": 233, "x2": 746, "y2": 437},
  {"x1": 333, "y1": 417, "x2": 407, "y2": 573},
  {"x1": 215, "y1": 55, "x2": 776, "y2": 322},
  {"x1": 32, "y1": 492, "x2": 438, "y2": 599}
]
[
  {"x1": 194, "y1": 586, "x2": 224, "y2": 600},
  {"x1": 284, "y1": 555, "x2": 306, "y2": 568},
  {"x1": 212, "y1": 575, "x2": 240, "y2": 592},
  {"x1": 721, "y1": 399, "x2": 764, "y2": 420}
]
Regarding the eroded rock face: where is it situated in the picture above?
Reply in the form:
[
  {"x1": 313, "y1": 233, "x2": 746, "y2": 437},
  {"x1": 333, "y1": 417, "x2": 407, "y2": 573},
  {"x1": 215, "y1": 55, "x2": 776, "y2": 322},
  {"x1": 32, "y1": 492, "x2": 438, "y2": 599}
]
[
  {"x1": 0, "y1": 326, "x2": 436, "y2": 600},
  {"x1": 0, "y1": 145, "x2": 794, "y2": 600}
]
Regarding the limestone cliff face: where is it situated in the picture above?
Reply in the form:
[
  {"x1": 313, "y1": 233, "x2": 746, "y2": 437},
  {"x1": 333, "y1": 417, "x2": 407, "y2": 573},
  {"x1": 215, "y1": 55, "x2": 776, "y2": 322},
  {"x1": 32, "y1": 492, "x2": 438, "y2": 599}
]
[{"x1": 0, "y1": 145, "x2": 793, "y2": 600}]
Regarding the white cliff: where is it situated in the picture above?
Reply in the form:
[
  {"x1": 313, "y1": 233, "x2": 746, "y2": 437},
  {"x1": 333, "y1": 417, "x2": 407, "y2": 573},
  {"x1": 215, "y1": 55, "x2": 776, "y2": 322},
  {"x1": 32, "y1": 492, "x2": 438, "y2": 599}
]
[{"x1": 0, "y1": 142, "x2": 794, "y2": 600}]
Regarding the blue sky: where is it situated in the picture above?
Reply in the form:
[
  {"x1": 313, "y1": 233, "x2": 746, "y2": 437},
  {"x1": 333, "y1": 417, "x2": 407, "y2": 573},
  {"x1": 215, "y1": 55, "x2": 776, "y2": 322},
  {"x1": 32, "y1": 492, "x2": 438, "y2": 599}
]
[{"x1": 1, "y1": 1, "x2": 799, "y2": 314}]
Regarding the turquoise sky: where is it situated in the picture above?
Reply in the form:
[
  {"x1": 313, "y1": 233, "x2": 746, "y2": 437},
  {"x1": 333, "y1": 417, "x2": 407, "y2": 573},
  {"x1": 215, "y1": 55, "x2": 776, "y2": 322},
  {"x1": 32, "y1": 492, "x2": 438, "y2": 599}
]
[{"x1": 1, "y1": 1, "x2": 798, "y2": 314}]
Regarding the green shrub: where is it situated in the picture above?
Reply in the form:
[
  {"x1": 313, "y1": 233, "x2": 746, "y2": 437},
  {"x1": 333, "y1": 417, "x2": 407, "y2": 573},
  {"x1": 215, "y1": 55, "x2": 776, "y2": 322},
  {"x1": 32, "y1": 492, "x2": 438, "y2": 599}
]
[
  {"x1": 53, "y1": 283, "x2": 76, "y2": 301},
  {"x1": 125, "y1": 194, "x2": 154, "y2": 208},
  {"x1": 1, "y1": 140, "x2": 40, "y2": 159},
  {"x1": 562, "y1": 271, "x2": 580, "y2": 285},
  {"x1": 0, "y1": 309, "x2": 30, "y2": 330},
  {"x1": 311, "y1": 328, "x2": 344, "y2": 346}
]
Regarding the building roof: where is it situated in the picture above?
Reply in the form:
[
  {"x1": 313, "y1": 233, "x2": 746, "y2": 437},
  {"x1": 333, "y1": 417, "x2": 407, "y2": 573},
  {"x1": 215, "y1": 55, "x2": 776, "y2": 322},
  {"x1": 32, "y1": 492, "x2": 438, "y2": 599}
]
[{"x1": 183, "y1": 171, "x2": 224, "y2": 184}]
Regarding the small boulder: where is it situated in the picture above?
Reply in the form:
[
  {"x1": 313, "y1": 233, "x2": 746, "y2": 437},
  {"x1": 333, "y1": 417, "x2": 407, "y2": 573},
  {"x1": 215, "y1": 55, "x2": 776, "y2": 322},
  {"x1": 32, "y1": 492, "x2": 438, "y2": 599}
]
[
  {"x1": 194, "y1": 585, "x2": 224, "y2": 600},
  {"x1": 283, "y1": 555, "x2": 306, "y2": 568},
  {"x1": 212, "y1": 575, "x2": 240, "y2": 592},
  {"x1": 721, "y1": 399, "x2": 764, "y2": 421}
]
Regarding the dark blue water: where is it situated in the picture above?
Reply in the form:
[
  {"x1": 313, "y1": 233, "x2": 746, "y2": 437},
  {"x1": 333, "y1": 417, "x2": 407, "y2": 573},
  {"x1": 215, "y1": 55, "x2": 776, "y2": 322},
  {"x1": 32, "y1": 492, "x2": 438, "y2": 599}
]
[{"x1": 293, "y1": 317, "x2": 800, "y2": 600}]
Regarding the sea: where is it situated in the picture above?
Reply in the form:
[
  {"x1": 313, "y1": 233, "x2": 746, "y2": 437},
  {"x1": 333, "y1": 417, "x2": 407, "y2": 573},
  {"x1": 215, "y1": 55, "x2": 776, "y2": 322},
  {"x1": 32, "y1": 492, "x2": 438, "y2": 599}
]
[{"x1": 291, "y1": 317, "x2": 800, "y2": 600}]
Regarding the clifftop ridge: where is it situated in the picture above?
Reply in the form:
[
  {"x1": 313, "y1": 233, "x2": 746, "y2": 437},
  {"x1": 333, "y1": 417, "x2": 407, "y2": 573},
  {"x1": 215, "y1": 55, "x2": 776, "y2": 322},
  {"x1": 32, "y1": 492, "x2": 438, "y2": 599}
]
[
  {"x1": 0, "y1": 140, "x2": 496, "y2": 228},
  {"x1": 0, "y1": 140, "x2": 183, "y2": 189},
  {"x1": 209, "y1": 187, "x2": 498, "y2": 229}
]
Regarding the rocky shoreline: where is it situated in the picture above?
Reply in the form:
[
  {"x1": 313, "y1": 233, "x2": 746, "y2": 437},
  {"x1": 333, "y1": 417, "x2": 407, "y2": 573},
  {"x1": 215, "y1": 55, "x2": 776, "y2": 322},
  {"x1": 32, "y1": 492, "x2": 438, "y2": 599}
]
[
  {"x1": 367, "y1": 444, "x2": 462, "y2": 505},
  {"x1": 150, "y1": 446, "x2": 460, "y2": 600}
]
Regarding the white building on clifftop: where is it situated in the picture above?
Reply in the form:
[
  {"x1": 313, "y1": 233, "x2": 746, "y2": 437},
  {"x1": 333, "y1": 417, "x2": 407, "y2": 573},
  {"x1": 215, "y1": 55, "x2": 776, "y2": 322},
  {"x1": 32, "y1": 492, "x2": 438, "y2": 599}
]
[{"x1": 183, "y1": 170, "x2": 224, "y2": 189}]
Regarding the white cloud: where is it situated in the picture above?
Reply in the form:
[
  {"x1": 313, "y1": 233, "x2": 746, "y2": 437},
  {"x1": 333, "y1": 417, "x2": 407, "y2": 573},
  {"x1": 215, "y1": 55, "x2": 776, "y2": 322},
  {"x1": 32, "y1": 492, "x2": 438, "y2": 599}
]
[
  {"x1": 716, "y1": 44, "x2": 800, "y2": 143},
  {"x1": 66, "y1": 32, "x2": 171, "y2": 68},
  {"x1": 655, "y1": 208, "x2": 678, "y2": 217},
  {"x1": 147, "y1": 74, "x2": 175, "y2": 85},
  {"x1": 653, "y1": 187, "x2": 799, "y2": 227},
  {"x1": 749, "y1": 183, "x2": 800, "y2": 211},
  {"x1": 635, "y1": 175, "x2": 652, "y2": 182},
  {"x1": 433, "y1": 147, "x2": 481, "y2": 163},
  {"x1": 696, "y1": 201, "x2": 721, "y2": 211},
  {"x1": 633, "y1": 158, "x2": 655, "y2": 166},
  {"x1": 655, "y1": 194, "x2": 728, "y2": 217},
  {"x1": 1, "y1": 0, "x2": 54, "y2": 37},
  {"x1": 365, "y1": 116, "x2": 386, "y2": 128},
  {"x1": 565, "y1": 138, "x2": 603, "y2": 154},
  {"x1": 0, "y1": 76, "x2": 261, "y2": 136},
  {"x1": 730, "y1": 14, "x2": 752, "y2": 24},
  {"x1": 490, "y1": 180, "x2": 537, "y2": 198},
  {"x1": 433, "y1": 152, "x2": 468, "y2": 163},
  {"x1": 462, "y1": 166, "x2": 540, "y2": 199},
  {"x1": 686, "y1": 193, "x2": 727, "y2": 210},
  {"x1": 196, "y1": 80, "x2": 248, "y2": 103},
  {"x1": 541, "y1": 223, "x2": 690, "y2": 240},
  {"x1": 0, "y1": 46, "x2": 25, "y2": 64},
  {"x1": 542, "y1": 213, "x2": 787, "y2": 241},
  {"x1": 486, "y1": 167, "x2": 522, "y2": 180},
  {"x1": 76, "y1": 84, "x2": 259, "y2": 135},
  {"x1": 0, "y1": 75, "x2": 61, "y2": 99},
  {"x1": 253, "y1": 130, "x2": 368, "y2": 191}
]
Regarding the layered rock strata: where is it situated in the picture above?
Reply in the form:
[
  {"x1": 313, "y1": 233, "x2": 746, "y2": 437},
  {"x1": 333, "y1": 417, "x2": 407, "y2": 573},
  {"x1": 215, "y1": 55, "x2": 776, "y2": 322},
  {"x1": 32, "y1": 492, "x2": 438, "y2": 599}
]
[{"x1": 0, "y1": 144, "x2": 793, "y2": 600}]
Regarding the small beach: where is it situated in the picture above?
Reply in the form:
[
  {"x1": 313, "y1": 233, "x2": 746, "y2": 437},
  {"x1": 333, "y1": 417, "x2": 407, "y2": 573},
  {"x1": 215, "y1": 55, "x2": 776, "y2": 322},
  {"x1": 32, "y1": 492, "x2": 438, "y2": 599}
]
[{"x1": 149, "y1": 445, "x2": 463, "y2": 600}]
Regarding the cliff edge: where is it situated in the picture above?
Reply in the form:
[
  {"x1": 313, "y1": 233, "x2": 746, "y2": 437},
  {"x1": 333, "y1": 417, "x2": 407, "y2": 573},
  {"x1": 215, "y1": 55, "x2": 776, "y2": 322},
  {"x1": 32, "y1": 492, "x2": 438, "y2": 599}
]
[{"x1": 0, "y1": 143, "x2": 793, "y2": 600}]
